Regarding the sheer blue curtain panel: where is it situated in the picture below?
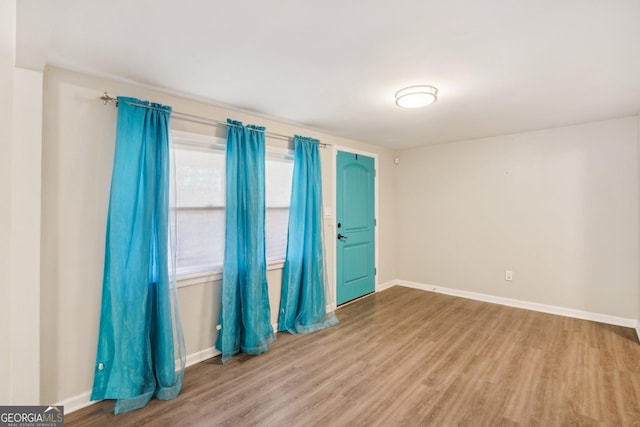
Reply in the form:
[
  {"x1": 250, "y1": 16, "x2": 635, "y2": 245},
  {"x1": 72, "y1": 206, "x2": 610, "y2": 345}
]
[
  {"x1": 91, "y1": 97, "x2": 186, "y2": 414},
  {"x1": 216, "y1": 119, "x2": 275, "y2": 362},
  {"x1": 279, "y1": 136, "x2": 338, "y2": 333}
]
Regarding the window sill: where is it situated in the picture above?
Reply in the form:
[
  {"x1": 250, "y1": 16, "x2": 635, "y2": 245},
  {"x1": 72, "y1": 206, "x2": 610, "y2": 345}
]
[
  {"x1": 176, "y1": 270, "x2": 222, "y2": 288},
  {"x1": 176, "y1": 259, "x2": 286, "y2": 289}
]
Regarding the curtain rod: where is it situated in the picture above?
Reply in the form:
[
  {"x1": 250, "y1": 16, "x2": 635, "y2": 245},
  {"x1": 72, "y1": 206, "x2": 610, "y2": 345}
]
[{"x1": 99, "y1": 92, "x2": 331, "y2": 147}]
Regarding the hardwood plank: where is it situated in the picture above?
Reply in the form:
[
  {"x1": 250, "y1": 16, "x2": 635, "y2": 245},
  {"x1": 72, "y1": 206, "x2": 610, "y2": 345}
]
[{"x1": 64, "y1": 286, "x2": 640, "y2": 426}]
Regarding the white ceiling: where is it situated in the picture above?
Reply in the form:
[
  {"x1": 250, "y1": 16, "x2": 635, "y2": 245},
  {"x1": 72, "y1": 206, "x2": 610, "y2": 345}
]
[{"x1": 16, "y1": 0, "x2": 640, "y2": 149}]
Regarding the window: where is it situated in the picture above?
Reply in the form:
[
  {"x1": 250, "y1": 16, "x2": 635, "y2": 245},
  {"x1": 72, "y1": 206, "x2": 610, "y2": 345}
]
[{"x1": 171, "y1": 131, "x2": 293, "y2": 277}]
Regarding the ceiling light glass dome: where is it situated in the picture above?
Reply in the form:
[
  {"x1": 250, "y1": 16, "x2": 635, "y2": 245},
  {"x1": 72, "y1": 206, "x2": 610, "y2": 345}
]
[{"x1": 395, "y1": 85, "x2": 438, "y2": 108}]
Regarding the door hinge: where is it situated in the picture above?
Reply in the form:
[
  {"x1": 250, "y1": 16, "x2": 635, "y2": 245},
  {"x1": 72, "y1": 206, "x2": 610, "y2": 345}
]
[
  {"x1": 374, "y1": 268, "x2": 377, "y2": 275},
  {"x1": 374, "y1": 218, "x2": 377, "y2": 226}
]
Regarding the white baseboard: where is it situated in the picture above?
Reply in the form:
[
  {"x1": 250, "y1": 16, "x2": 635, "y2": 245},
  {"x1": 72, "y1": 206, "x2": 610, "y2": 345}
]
[
  {"x1": 396, "y1": 280, "x2": 638, "y2": 328},
  {"x1": 60, "y1": 346, "x2": 219, "y2": 414},
  {"x1": 636, "y1": 321, "x2": 640, "y2": 342},
  {"x1": 185, "y1": 346, "x2": 219, "y2": 368},
  {"x1": 55, "y1": 390, "x2": 94, "y2": 415},
  {"x1": 377, "y1": 280, "x2": 396, "y2": 292}
]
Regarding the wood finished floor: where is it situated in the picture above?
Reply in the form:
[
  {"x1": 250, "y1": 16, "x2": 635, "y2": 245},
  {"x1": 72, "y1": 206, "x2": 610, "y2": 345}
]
[{"x1": 66, "y1": 286, "x2": 640, "y2": 426}]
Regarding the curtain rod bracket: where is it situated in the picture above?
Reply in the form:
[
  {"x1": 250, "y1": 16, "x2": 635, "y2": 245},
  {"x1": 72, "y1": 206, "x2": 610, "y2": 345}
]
[{"x1": 100, "y1": 92, "x2": 118, "y2": 106}]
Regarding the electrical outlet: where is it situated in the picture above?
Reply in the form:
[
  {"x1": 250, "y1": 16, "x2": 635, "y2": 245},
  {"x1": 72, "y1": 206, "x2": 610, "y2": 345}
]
[{"x1": 505, "y1": 270, "x2": 513, "y2": 281}]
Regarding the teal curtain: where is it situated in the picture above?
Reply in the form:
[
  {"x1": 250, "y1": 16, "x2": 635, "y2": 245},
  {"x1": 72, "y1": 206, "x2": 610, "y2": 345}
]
[
  {"x1": 91, "y1": 97, "x2": 185, "y2": 414},
  {"x1": 279, "y1": 136, "x2": 338, "y2": 333},
  {"x1": 216, "y1": 119, "x2": 275, "y2": 362}
]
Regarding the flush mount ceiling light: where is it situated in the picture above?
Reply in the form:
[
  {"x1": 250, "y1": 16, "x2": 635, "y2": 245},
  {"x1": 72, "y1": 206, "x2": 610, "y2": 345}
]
[{"x1": 395, "y1": 85, "x2": 438, "y2": 108}]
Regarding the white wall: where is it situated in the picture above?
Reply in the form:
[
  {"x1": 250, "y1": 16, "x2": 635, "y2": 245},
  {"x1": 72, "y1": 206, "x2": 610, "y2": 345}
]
[
  {"x1": 396, "y1": 117, "x2": 639, "y2": 320},
  {"x1": 0, "y1": 0, "x2": 15, "y2": 406},
  {"x1": 1, "y1": 0, "x2": 43, "y2": 405},
  {"x1": 10, "y1": 67, "x2": 43, "y2": 405},
  {"x1": 40, "y1": 66, "x2": 396, "y2": 406}
]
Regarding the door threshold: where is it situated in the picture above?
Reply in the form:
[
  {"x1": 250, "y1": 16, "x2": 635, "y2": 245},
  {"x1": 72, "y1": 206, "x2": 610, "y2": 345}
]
[{"x1": 336, "y1": 291, "x2": 375, "y2": 309}]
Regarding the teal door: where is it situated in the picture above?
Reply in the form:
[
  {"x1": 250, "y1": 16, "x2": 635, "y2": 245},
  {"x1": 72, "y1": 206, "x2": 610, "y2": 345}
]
[{"x1": 336, "y1": 151, "x2": 375, "y2": 305}]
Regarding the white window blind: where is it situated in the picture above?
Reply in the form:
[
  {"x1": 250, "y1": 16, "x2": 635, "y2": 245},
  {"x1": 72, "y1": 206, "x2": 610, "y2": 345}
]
[
  {"x1": 171, "y1": 131, "x2": 293, "y2": 277},
  {"x1": 265, "y1": 148, "x2": 294, "y2": 262}
]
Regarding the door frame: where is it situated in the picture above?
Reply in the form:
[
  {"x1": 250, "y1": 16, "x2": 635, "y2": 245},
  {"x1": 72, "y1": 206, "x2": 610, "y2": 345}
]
[{"x1": 331, "y1": 145, "x2": 379, "y2": 310}]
